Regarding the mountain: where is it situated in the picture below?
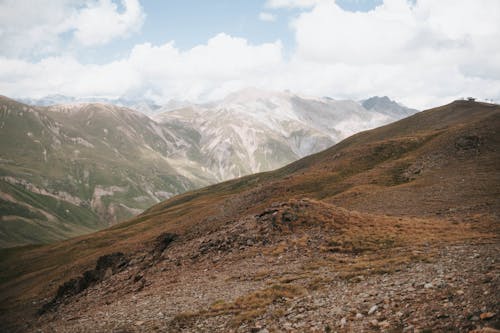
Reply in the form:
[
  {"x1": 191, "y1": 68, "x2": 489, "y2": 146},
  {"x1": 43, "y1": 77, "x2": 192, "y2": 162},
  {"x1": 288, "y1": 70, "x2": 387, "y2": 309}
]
[
  {"x1": 17, "y1": 95, "x2": 164, "y2": 116},
  {"x1": 154, "y1": 88, "x2": 410, "y2": 181},
  {"x1": 1, "y1": 90, "x2": 416, "y2": 247},
  {"x1": 0, "y1": 99, "x2": 498, "y2": 332},
  {"x1": 0, "y1": 97, "x2": 209, "y2": 247},
  {"x1": 126, "y1": 101, "x2": 163, "y2": 116},
  {"x1": 361, "y1": 95, "x2": 417, "y2": 118},
  {"x1": 17, "y1": 95, "x2": 189, "y2": 117},
  {"x1": 17, "y1": 94, "x2": 78, "y2": 106},
  {"x1": 124, "y1": 99, "x2": 190, "y2": 117},
  {"x1": 19, "y1": 92, "x2": 415, "y2": 121}
]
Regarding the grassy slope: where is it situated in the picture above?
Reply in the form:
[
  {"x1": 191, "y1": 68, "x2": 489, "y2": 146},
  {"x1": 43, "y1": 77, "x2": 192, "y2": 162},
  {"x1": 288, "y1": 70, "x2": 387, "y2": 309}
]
[
  {"x1": 0, "y1": 180, "x2": 101, "y2": 247},
  {"x1": 0, "y1": 97, "x2": 205, "y2": 247},
  {"x1": 0, "y1": 100, "x2": 499, "y2": 326}
]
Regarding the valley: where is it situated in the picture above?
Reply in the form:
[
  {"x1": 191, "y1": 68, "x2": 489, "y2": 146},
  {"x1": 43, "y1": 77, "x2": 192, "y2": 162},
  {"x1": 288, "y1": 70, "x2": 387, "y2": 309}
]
[
  {"x1": 0, "y1": 99, "x2": 498, "y2": 332},
  {"x1": 2, "y1": 1, "x2": 498, "y2": 332},
  {"x1": 0, "y1": 90, "x2": 414, "y2": 247}
]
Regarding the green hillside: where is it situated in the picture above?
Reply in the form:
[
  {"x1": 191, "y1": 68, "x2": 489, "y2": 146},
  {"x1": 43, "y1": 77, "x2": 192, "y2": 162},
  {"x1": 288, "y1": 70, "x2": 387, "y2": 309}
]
[{"x1": 0, "y1": 97, "x2": 206, "y2": 247}]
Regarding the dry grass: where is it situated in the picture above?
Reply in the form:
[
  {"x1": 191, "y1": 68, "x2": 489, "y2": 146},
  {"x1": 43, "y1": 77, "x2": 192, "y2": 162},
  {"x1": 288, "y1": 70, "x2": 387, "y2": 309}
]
[
  {"x1": 268, "y1": 242, "x2": 288, "y2": 256},
  {"x1": 169, "y1": 283, "x2": 305, "y2": 329},
  {"x1": 246, "y1": 269, "x2": 273, "y2": 282},
  {"x1": 218, "y1": 283, "x2": 304, "y2": 324},
  {"x1": 276, "y1": 273, "x2": 311, "y2": 284}
]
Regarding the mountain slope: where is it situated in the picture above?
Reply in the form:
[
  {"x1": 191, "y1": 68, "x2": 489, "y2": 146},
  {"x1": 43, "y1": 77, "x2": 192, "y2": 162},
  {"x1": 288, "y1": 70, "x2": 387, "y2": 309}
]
[
  {"x1": 1, "y1": 91, "x2": 415, "y2": 247},
  {"x1": 0, "y1": 97, "x2": 206, "y2": 247},
  {"x1": 0, "y1": 100, "x2": 498, "y2": 332},
  {"x1": 155, "y1": 88, "x2": 411, "y2": 181},
  {"x1": 361, "y1": 95, "x2": 417, "y2": 118}
]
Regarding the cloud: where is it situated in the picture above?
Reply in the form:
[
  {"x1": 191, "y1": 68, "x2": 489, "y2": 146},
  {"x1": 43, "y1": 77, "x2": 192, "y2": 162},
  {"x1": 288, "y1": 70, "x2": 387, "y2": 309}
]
[
  {"x1": 292, "y1": 0, "x2": 415, "y2": 64},
  {"x1": 0, "y1": 0, "x2": 74, "y2": 57},
  {"x1": 0, "y1": 0, "x2": 499, "y2": 109},
  {"x1": 259, "y1": 12, "x2": 277, "y2": 22},
  {"x1": 0, "y1": 34, "x2": 284, "y2": 102},
  {"x1": 265, "y1": 0, "x2": 323, "y2": 9},
  {"x1": 127, "y1": 34, "x2": 284, "y2": 101},
  {"x1": 292, "y1": 0, "x2": 500, "y2": 65},
  {"x1": 0, "y1": 0, "x2": 145, "y2": 57},
  {"x1": 287, "y1": 0, "x2": 500, "y2": 106},
  {"x1": 73, "y1": 0, "x2": 145, "y2": 46}
]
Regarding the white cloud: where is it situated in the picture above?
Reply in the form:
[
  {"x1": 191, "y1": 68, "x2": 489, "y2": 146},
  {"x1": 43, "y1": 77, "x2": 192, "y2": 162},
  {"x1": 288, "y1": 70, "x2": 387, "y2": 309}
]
[
  {"x1": 73, "y1": 0, "x2": 145, "y2": 46},
  {"x1": 0, "y1": 34, "x2": 283, "y2": 102},
  {"x1": 0, "y1": 0, "x2": 145, "y2": 57},
  {"x1": 0, "y1": 0, "x2": 75, "y2": 57},
  {"x1": 293, "y1": 0, "x2": 416, "y2": 64},
  {"x1": 265, "y1": 0, "x2": 323, "y2": 9},
  {"x1": 287, "y1": 0, "x2": 500, "y2": 107},
  {"x1": 259, "y1": 12, "x2": 277, "y2": 22},
  {"x1": 1, "y1": 0, "x2": 499, "y2": 109},
  {"x1": 127, "y1": 34, "x2": 284, "y2": 101}
]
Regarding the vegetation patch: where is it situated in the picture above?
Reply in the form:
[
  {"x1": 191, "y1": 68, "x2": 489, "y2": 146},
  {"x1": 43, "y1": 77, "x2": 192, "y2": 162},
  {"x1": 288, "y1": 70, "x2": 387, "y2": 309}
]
[
  {"x1": 322, "y1": 235, "x2": 399, "y2": 254},
  {"x1": 388, "y1": 161, "x2": 414, "y2": 185},
  {"x1": 169, "y1": 283, "x2": 304, "y2": 329}
]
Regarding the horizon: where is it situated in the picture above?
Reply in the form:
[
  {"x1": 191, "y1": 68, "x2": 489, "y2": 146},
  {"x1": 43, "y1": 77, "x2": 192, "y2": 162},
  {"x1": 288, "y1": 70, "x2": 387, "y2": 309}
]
[
  {"x1": 12, "y1": 87, "x2": 417, "y2": 108},
  {"x1": 9, "y1": 87, "x2": 499, "y2": 112},
  {"x1": 1, "y1": 0, "x2": 499, "y2": 109}
]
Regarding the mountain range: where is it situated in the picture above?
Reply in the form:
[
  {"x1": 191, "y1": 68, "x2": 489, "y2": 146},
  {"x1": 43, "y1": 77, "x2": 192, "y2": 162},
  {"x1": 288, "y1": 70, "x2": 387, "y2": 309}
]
[
  {"x1": 17, "y1": 95, "x2": 186, "y2": 117},
  {"x1": 0, "y1": 90, "x2": 417, "y2": 247},
  {"x1": 0, "y1": 99, "x2": 497, "y2": 332}
]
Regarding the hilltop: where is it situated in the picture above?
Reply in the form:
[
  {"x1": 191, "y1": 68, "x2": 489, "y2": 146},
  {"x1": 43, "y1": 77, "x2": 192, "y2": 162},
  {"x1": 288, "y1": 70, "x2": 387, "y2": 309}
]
[{"x1": 0, "y1": 100, "x2": 498, "y2": 332}]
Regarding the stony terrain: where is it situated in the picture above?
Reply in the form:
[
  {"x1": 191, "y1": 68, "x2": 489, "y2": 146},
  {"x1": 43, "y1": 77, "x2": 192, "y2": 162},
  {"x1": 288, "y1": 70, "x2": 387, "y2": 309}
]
[
  {"x1": 0, "y1": 100, "x2": 498, "y2": 332},
  {"x1": 33, "y1": 241, "x2": 500, "y2": 332},
  {"x1": 30, "y1": 201, "x2": 499, "y2": 333}
]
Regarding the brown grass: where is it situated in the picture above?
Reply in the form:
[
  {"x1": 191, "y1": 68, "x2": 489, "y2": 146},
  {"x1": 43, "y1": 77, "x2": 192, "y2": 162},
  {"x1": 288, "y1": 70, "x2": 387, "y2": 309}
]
[{"x1": 169, "y1": 283, "x2": 305, "y2": 329}]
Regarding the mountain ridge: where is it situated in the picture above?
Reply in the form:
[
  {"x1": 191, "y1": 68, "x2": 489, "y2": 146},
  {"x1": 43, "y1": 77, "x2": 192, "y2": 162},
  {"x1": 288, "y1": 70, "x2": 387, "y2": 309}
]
[
  {"x1": 1, "y1": 91, "x2": 416, "y2": 247},
  {"x1": 0, "y1": 99, "x2": 498, "y2": 332},
  {"x1": 0, "y1": 96, "x2": 203, "y2": 247}
]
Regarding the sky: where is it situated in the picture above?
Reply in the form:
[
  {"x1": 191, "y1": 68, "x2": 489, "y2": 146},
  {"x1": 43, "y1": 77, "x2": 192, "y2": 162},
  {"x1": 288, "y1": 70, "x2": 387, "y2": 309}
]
[{"x1": 0, "y1": 0, "x2": 499, "y2": 109}]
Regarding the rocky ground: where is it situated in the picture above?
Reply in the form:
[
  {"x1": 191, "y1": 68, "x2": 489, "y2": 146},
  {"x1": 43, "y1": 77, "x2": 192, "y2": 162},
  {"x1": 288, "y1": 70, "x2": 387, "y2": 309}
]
[{"x1": 25, "y1": 200, "x2": 499, "y2": 333}]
